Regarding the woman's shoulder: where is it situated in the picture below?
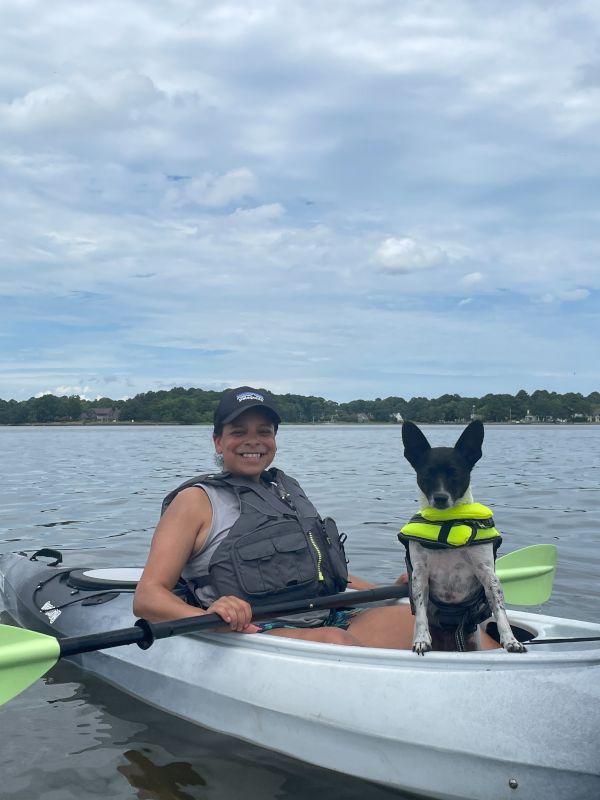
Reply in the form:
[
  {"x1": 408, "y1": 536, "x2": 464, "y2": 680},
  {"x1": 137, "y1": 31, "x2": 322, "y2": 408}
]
[
  {"x1": 161, "y1": 473, "x2": 224, "y2": 515},
  {"x1": 167, "y1": 484, "x2": 211, "y2": 514}
]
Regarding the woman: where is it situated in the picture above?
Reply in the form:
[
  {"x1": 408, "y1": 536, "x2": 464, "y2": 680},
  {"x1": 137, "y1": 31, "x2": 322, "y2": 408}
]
[{"x1": 134, "y1": 386, "x2": 416, "y2": 648}]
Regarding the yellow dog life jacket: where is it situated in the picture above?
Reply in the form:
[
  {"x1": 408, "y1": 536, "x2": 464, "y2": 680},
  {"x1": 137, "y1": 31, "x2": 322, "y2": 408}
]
[{"x1": 399, "y1": 503, "x2": 502, "y2": 548}]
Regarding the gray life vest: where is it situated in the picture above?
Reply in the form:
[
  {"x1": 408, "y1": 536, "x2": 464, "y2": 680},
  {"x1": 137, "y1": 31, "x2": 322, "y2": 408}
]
[{"x1": 162, "y1": 468, "x2": 349, "y2": 608}]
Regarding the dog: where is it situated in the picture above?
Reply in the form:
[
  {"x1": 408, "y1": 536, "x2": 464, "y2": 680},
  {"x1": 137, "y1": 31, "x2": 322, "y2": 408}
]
[{"x1": 400, "y1": 420, "x2": 526, "y2": 655}]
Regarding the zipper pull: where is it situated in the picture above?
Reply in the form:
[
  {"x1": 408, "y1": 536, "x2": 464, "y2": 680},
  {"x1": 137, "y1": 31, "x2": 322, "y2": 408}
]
[{"x1": 273, "y1": 482, "x2": 296, "y2": 510}]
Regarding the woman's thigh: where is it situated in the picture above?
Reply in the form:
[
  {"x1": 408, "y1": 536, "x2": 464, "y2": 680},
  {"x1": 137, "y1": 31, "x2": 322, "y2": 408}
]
[{"x1": 347, "y1": 604, "x2": 415, "y2": 649}]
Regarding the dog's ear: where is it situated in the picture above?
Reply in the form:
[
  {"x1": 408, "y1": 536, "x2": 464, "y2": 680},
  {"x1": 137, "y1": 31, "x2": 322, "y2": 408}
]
[
  {"x1": 454, "y1": 420, "x2": 484, "y2": 468},
  {"x1": 402, "y1": 421, "x2": 431, "y2": 468}
]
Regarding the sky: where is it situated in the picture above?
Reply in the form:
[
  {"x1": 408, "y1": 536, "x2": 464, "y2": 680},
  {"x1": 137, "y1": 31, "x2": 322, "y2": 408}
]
[{"x1": 1, "y1": 0, "x2": 600, "y2": 403}]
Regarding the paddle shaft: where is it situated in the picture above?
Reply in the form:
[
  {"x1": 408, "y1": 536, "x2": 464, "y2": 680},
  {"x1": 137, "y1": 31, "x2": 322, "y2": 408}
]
[{"x1": 59, "y1": 583, "x2": 409, "y2": 657}]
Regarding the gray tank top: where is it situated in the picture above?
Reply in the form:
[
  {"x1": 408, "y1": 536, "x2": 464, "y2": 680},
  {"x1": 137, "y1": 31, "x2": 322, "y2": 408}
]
[
  {"x1": 180, "y1": 481, "x2": 331, "y2": 626},
  {"x1": 181, "y1": 482, "x2": 240, "y2": 608}
]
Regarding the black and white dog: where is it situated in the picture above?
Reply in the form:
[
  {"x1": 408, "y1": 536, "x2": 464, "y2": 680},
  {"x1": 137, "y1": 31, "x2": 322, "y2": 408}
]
[{"x1": 401, "y1": 420, "x2": 525, "y2": 655}]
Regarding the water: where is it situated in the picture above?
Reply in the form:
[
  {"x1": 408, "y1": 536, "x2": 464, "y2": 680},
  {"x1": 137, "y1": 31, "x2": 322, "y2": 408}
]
[{"x1": 1, "y1": 424, "x2": 599, "y2": 799}]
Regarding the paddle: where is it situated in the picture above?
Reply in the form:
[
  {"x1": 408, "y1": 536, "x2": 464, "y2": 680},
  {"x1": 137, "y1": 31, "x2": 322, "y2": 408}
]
[
  {"x1": 0, "y1": 543, "x2": 557, "y2": 706},
  {"x1": 495, "y1": 543, "x2": 557, "y2": 605}
]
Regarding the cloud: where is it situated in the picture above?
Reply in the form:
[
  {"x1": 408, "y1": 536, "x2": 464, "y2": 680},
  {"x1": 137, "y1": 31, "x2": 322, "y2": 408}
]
[
  {"x1": 373, "y1": 237, "x2": 450, "y2": 274},
  {"x1": 0, "y1": 71, "x2": 162, "y2": 135},
  {"x1": 540, "y1": 288, "x2": 590, "y2": 303},
  {"x1": 35, "y1": 385, "x2": 94, "y2": 399},
  {"x1": 166, "y1": 168, "x2": 258, "y2": 207},
  {"x1": 460, "y1": 271, "x2": 483, "y2": 287},
  {"x1": 230, "y1": 203, "x2": 285, "y2": 222}
]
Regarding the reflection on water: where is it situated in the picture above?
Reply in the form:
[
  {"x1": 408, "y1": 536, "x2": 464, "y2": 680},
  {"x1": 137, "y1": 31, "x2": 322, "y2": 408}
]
[
  {"x1": 1, "y1": 424, "x2": 600, "y2": 799},
  {"x1": 118, "y1": 751, "x2": 206, "y2": 800}
]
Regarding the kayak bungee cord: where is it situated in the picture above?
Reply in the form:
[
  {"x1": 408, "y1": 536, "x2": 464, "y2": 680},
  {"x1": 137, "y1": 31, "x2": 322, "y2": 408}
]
[{"x1": 525, "y1": 635, "x2": 600, "y2": 645}]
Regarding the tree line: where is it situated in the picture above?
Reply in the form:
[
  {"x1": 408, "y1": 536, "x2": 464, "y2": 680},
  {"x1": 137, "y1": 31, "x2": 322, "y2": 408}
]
[{"x1": 1, "y1": 387, "x2": 599, "y2": 425}]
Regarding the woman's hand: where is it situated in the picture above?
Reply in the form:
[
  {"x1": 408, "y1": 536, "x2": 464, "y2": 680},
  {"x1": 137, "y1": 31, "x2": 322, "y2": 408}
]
[{"x1": 206, "y1": 595, "x2": 259, "y2": 633}]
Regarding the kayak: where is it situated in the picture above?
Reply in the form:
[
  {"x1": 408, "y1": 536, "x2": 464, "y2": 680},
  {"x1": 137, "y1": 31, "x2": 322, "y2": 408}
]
[{"x1": 1, "y1": 550, "x2": 599, "y2": 800}]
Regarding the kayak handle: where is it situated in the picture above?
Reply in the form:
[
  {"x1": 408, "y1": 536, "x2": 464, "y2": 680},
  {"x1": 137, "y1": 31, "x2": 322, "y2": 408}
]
[{"x1": 30, "y1": 548, "x2": 63, "y2": 567}]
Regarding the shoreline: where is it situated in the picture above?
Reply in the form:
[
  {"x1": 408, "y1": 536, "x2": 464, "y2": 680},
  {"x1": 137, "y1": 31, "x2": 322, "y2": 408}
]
[{"x1": 1, "y1": 421, "x2": 599, "y2": 428}]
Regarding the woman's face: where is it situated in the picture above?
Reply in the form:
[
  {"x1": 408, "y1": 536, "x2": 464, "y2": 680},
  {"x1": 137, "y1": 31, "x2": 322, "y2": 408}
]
[{"x1": 213, "y1": 409, "x2": 277, "y2": 480}]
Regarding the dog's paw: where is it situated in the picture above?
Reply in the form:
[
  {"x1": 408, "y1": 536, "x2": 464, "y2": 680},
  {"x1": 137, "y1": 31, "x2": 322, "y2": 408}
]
[
  {"x1": 503, "y1": 638, "x2": 527, "y2": 653},
  {"x1": 412, "y1": 637, "x2": 432, "y2": 656}
]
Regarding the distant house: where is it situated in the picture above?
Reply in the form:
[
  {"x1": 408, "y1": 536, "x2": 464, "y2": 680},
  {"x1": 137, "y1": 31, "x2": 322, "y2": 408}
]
[
  {"x1": 522, "y1": 410, "x2": 538, "y2": 424},
  {"x1": 356, "y1": 413, "x2": 371, "y2": 423},
  {"x1": 81, "y1": 407, "x2": 120, "y2": 423},
  {"x1": 390, "y1": 412, "x2": 404, "y2": 423}
]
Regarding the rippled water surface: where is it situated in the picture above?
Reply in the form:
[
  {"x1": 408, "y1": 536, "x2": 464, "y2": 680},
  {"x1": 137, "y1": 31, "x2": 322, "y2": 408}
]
[{"x1": 1, "y1": 424, "x2": 599, "y2": 799}]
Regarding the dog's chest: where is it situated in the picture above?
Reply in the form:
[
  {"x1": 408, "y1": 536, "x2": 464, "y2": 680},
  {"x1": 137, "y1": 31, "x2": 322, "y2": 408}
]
[{"x1": 412, "y1": 544, "x2": 481, "y2": 603}]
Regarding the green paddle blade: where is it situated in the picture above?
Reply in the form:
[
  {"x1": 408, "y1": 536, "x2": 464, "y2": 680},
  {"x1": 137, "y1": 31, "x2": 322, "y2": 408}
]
[
  {"x1": 0, "y1": 623, "x2": 60, "y2": 705},
  {"x1": 496, "y1": 544, "x2": 557, "y2": 605}
]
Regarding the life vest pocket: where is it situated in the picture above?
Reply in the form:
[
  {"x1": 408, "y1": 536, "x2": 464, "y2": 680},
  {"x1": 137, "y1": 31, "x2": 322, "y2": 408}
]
[
  {"x1": 274, "y1": 532, "x2": 311, "y2": 554},
  {"x1": 237, "y1": 540, "x2": 276, "y2": 560},
  {"x1": 321, "y1": 517, "x2": 349, "y2": 592},
  {"x1": 231, "y1": 523, "x2": 319, "y2": 598}
]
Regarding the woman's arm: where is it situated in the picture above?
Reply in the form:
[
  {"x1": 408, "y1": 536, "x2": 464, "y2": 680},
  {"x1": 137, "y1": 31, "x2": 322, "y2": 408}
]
[
  {"x1": 347, "y1": 572, "x2": 409, "y2": 590},
  {"x1": 347, "y1": 573, "x2": 379, "y2": 590},
  {"x1": 133, "y1": 487, "x2": 211, "y2": 621},
  {"x1": 133, "y1": 487, "x2": 255, "y2": 630}
]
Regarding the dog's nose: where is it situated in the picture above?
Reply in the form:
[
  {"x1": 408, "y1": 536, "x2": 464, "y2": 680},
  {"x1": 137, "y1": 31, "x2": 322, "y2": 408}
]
[{"x1": 432, "y1": 493, "x2": 450, "y2": 508}]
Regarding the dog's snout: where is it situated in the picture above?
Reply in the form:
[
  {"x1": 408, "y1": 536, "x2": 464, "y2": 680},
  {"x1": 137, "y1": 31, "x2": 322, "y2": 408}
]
[{"x1": 432, "y1": 492, "x2": 451, "y2": 509}]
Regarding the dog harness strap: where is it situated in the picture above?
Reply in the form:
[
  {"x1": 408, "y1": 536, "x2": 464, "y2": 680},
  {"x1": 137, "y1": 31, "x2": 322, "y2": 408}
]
[
  {"x1": 455, "y1": 622, "x2": 466, "y2": 652},
  {"x1": 466, "y1": 524, "x2": 479, "y2": 545},
  {"x1": 402, "y1": 550, "x2": 492, "y2": 630},
  {"x1": 437, "y1": 521, "x2": 454, "y2": 545}
]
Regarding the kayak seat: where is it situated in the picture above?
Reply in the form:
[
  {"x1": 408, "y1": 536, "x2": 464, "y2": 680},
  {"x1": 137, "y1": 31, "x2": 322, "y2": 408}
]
[{"x1": 484, "y1": 621, "x2": 536, "y2": 644}]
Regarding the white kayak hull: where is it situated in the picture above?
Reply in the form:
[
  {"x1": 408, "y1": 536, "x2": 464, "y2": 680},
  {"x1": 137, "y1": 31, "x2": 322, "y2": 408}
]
[{"x1": 1, "y1": 552, "x2": 599, "y2": 800}]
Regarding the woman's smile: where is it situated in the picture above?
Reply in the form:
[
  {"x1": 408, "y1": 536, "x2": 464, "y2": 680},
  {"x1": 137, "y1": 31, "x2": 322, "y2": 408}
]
[{"x1": 213, "y1": 409, "x2": 277, "y2": 479}]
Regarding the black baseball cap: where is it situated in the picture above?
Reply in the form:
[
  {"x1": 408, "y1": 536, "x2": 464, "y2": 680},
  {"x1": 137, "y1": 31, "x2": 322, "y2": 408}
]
[{"x1": 213, "y1": 386, "x2": 281, "y2": 431}]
